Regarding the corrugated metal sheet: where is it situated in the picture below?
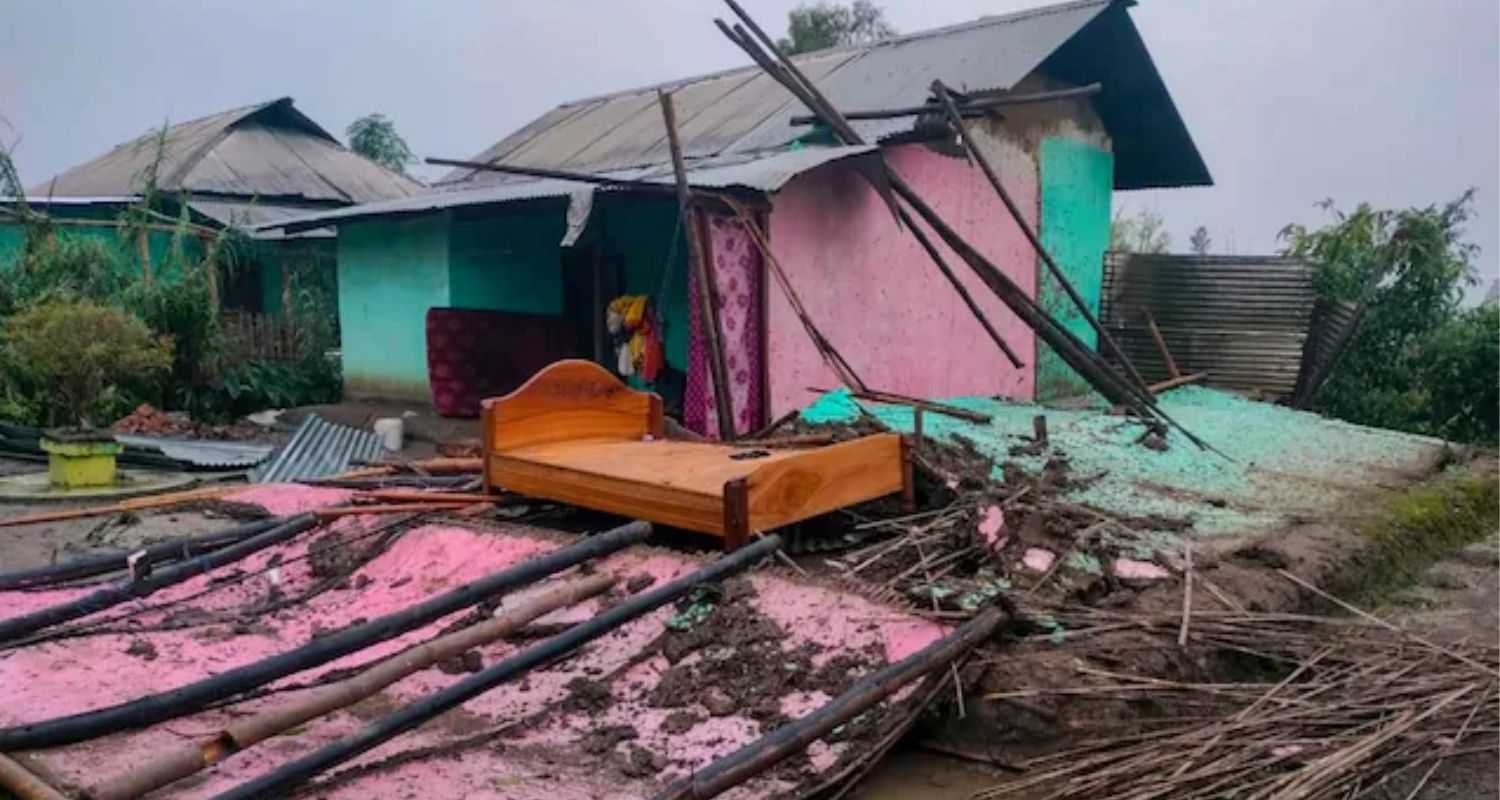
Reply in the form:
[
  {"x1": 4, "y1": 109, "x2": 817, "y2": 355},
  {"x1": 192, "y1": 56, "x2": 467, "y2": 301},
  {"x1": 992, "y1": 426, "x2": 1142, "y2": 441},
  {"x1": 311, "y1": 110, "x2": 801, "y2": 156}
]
[
  {"x1": 1290, "y1": 299, "x2": 1362, "y2": 406},
  {"x1": 1101, "y1": 253, "x2": 1317, "y2": 397},
  {"x1": 186, "y1": 200, "x2": 335, "y2": 239},
  {"x1": 435, "y1": 0, "x2": 1207, "y2": 192},
  {"x1": 113, "y1": 435, "x2": 275, "y2": 470},
  {"x1": 251, "y1": 414, "x2": 385, "y2": 483},
  {"x1": 28, "y1": 98, "x2": 421, "y2": 204},
  {"x1": 265, "y1": 145, "x2": 879, "y2": 234}
]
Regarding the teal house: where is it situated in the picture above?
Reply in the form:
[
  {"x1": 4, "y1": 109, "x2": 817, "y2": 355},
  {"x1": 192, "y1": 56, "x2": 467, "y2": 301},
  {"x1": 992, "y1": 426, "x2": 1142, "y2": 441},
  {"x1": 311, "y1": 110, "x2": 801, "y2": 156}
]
[
  {"x1": 3, "y1": 97, "x2": 421, "y2": 314},
  {"x1": 266, "y1": 0, "x2": 1209, "y2": 435}
]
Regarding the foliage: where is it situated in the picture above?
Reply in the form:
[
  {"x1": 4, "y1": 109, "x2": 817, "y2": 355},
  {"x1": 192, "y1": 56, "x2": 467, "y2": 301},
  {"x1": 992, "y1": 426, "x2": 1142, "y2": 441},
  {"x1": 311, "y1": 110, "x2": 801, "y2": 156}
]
[
  {"x1": 1189, "y1": 225, "x2": 1212, "y2": 256},
  {"x1": 0, "y1": 300, "x2": 172, "y2": 428},
  {"x1": 1109, "y1": 207, "x2": 1171, "y2": 254},
  {"x1": 778, "y1": 0, "x2": 896, "y2": 54},
  {"x1": 346, "y1": 113, "x2": 414, "y2": 174},
  {"x1": 1416, "y1": 305, "x2": 1499, "y2": 444},
  {"x1": 1281, "y1": 191, "x2": 1492, "y2": 443},
  {"x1": 124, "y1": 264, "x2": 223, "y2": 410},
  {"x1": 0, "y1": 234, "x2": 131, "y2": 316}
]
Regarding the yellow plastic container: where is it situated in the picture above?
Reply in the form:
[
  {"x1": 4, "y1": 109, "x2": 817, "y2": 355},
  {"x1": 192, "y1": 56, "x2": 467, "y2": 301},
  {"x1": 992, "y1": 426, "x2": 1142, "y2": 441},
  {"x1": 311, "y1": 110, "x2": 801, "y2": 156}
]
[{"x1": 40, "y1": 437, "x2": 125, "y2": 488}]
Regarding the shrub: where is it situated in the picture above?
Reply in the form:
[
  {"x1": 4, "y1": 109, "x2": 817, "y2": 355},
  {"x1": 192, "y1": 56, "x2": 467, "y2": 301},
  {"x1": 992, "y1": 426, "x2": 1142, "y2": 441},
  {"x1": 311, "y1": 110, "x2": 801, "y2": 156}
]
[
  {"x1": 0, "y1": 300, "x2": 174, "y2": 429},
  {"x1": 1418, "y1": 305, "x2": 1499, "y2": 444},
  {"x1": 1281, "y1": 192, "x2": 1494, "y2": 443},
  {"x1": 0, "y1": 234, "x2": 131, "y2": 315}
]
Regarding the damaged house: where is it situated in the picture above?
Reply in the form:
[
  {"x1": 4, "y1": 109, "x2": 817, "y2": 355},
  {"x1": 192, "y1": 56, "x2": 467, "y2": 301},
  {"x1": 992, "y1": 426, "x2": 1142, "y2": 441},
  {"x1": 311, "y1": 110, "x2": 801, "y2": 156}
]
[
  {"x1": 266, "y1": 0, "x2": 1209, "y2": 434},
  {"x1": 2, "y1": 97, "x2": 421, "y2": 314}
]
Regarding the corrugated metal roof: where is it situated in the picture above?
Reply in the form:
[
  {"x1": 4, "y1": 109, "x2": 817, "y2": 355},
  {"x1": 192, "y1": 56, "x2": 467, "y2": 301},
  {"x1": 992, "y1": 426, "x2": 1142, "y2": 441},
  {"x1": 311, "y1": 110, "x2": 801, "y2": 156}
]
[
  {"x1": 186, "y1": 199, "x2": 335, "y2": 239},
  {"x1": 28, "y1": 98, "x2": 423, "y2": 205},
  {"x1": 265, "y1": 145, "x2": 878, "y2": 234},
  {"x1": 251, "y1": 414, "x2": 386, "y2": 483},
  {"x1": 437, "y1": 0, "x2": 1206, "y2": 191},
  {"x1": 113, "y1": 435, "x2": 275, "y2": 470},
  {"x1": 1101, "y1": 253, "x2": 1317, "y2": 397}
]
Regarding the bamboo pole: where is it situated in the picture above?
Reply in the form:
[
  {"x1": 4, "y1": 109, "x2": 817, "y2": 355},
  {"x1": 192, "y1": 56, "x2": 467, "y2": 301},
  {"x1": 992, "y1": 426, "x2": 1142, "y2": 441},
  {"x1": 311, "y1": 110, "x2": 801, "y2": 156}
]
[
  {"x1": 0, "y1": 754, "x2": 68, "y2": 800},
  {"x1": 313, "y1": 503, "x2": 469, "y2": 520},
  {"x1": 350, "y1": 490, "x2": 497, "y2": 504},
  {"x1": 660, "y1": 89, "x2": 737, "y2": 440},
  {"x1": 89, "y1": 574, "x2": 615, "y2": 800},
  {"x1": 652, "y1": 606, "x2": 1005, "y2": 800},
  {"x1": 0, "y1": 485, "x2": 244, "y2": 528},
  {"x1": 931, "y1": 80, "x2": 1150, "y2": 394},
  {"x1": 209, "y1": 535, "x2": 783, "y2": 800},
  {"x1": 0, "y1": 520, "x2": 652, "y2": 751}
]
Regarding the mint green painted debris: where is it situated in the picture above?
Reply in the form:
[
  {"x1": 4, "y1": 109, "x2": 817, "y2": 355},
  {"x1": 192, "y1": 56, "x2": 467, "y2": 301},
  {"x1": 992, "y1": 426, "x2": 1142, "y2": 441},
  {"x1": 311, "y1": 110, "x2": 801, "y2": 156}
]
[{"x1": 802, "y1": 385, "x2": 1444, "y2": 539}]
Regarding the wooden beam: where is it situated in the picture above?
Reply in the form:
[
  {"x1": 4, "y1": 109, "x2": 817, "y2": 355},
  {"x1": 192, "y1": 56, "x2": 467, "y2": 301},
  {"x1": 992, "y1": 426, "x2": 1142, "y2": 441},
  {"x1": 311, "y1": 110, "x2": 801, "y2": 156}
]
[
  {"x1": 931, "y1": 80, "x2": 1150, "y2": 395},
  {"x1": 660, "y1": 89, "x2": 737, "y2": 440},
  {"x1": 1144, "y1": 309, "x2": 1181, "y2": 379}
]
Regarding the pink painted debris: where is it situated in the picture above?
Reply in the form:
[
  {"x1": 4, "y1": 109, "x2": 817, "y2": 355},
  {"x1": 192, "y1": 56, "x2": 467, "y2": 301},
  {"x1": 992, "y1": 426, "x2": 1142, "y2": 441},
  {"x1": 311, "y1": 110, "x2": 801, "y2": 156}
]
[
  {"x1": 1021, "y1": 547, "x2": 1056, "y2": 574},
  {"x1": 1112, "y1": 558, "x2": 1170, "y2": 582},
  {"x1": 0, "y1": 481, "x2": 947, "y2": 799},
  {"x1": 977, "y1": 504, "x2": 1006, "y2": 553}
]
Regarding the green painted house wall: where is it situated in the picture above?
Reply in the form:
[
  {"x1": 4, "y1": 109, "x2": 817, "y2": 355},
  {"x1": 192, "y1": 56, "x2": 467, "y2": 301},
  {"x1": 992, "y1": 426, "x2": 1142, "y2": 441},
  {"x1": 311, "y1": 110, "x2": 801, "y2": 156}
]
[
  {"x1": 333, "y1": 196, "x2": 693, "y2": 404},
  {"x1": 449, "y1": 207, "x2": 565, "y2": 315},
  {"x1": 591, "y1": 197, "x2": 691, "y2": 373},
  {"x1": 337, "y1": 213, "x2": 452, "y2": 400},
  {"x1": 0, "y1": 208, "x2": 206, "y2": 284},
  {"x1": 1035, "y1": 136, "x2": 1114, "y2": 401}
]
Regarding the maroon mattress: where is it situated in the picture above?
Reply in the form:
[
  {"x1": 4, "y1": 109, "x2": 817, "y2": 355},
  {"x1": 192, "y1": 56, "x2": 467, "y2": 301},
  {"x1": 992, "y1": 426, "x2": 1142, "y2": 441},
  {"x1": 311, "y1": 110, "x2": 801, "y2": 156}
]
[{"x1": 426, "y1": 308, "x2": 576, "y2": 417}]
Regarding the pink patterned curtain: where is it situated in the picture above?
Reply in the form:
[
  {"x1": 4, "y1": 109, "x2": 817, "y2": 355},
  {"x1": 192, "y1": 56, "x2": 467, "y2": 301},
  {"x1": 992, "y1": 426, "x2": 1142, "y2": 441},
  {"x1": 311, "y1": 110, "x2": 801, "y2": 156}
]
[{"x1": 685, "y1": 213, "x2": 764, "y2": 439}]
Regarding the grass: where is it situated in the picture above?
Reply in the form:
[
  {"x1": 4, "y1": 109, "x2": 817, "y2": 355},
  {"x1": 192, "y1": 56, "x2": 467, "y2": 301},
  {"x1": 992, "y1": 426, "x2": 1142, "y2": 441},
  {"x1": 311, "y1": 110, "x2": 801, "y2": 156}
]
[{"x1": 1331, "y1": 457, "x2": 1498, "y2": 605}]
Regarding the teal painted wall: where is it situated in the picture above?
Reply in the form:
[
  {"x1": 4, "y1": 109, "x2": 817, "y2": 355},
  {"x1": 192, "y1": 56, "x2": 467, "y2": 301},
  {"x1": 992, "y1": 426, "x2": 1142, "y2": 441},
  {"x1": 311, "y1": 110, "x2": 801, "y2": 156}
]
[
  {"x1": 1035, "y1": 137, "x2": 1114, "y2": 401},
  {"x1": 0, "y1": 208, "x2": 205, "y2": 284},
  {"x1": 593, "y1": 197, "x2": 690, "y2": 372},
  {"x1": 337, "y1": 214, "x2": 451, "y2": 400},
  {"x1": 449, "y1": 207, "x2": 565, "y2": 315}
]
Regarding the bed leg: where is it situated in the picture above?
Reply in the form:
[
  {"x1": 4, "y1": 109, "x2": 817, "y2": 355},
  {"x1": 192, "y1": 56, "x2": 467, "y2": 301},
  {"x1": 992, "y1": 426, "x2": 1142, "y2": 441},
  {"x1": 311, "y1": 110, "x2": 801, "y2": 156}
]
[
  {"x1": 900, "y1": 435, "x2": 917, "y2": 513},
  {"x1": 723, "y1": 478, "x2": 749, "y2": 552},
  {"x1": 480, "y1": 402, "x2": 495, "y2": 494}
]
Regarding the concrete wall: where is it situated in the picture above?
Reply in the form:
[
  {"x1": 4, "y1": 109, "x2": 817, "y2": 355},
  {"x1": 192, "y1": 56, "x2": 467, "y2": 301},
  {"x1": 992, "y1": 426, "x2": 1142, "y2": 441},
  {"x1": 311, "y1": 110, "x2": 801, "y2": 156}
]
[
  {"x1": 338, "y1": 213, "x2": 451, "y2": 400},
  {"x1": 765, "y1": 136, "x2": 1039, "y2": 417},
  {"x1": 1035, "y1": 137, "x2": 1114, "y2": 400}
]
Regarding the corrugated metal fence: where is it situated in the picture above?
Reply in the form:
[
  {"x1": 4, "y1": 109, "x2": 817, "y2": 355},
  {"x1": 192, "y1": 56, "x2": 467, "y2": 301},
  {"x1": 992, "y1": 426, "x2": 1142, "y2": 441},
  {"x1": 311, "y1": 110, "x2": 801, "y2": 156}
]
[{"x1": 1100, "y1": 253, "x2": 1317, "y2": 397}]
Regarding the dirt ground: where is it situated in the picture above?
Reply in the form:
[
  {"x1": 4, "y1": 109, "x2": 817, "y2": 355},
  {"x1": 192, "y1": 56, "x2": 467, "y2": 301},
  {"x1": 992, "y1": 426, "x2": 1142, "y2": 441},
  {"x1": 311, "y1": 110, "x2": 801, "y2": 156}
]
[{"x1": 850, "y1": 528, "x2": 1500, "y2": 800}]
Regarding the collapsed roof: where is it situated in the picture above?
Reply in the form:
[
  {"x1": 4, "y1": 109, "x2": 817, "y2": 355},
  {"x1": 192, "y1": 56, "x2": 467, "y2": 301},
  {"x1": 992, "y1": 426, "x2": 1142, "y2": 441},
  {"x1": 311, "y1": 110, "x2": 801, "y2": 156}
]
[{"x1": 437, "y1": 0, "x2": 1209, "y2": 192}]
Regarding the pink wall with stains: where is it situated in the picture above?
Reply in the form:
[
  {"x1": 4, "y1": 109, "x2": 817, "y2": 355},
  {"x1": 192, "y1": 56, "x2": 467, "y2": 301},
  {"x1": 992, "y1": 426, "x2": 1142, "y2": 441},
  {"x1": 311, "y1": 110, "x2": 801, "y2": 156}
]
[{"x1": 765, "y1": 139, "x2": 1038, "y2": 416}]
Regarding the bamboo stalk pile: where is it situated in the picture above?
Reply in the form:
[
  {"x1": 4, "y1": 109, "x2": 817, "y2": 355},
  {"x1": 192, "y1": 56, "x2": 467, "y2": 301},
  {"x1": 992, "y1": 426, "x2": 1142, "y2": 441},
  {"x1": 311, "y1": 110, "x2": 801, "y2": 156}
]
[{"x1": 976, "y1": 608, "x2": 1500, "y2": 799}]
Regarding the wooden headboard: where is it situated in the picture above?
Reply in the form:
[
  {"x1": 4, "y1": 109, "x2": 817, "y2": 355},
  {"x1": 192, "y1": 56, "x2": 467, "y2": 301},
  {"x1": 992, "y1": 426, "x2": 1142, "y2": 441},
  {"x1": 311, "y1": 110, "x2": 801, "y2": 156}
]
[{"x1": 480, "y1": 359, "x2": 664, "y2": 453}]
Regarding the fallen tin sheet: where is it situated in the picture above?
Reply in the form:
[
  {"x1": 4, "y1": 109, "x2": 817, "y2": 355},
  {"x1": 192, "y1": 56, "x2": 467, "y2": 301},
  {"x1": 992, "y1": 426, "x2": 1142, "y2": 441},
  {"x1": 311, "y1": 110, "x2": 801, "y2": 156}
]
[
  {"x1": 0, "y1": 484, "x2": 946, "y2": 799},
  {"x1": 113, "y1": 435, "x2": 274, "y2": 470},
  {"x1": 251, "y1": 414, "x2": 386, "y2": 483}
]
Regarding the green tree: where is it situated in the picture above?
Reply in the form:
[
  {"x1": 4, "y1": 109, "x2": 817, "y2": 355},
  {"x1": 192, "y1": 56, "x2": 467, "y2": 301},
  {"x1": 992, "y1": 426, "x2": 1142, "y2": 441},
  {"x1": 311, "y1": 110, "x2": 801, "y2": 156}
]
[
  {"x1": 346, "y1": 113, "x2": 414, "y2": 174},
  {"x1": 1110, "y1": 208, "x2": 1171, "y2": 254},
  {"x1": 1189, "y1": 225, "x2": 1212, "y2": 255},
  {"x1": 778, "y1": 0, "x2": 896, "y2": 55},
  {"x1": 1281, "y1": 191, "x2": 1492, "y2": 442}
]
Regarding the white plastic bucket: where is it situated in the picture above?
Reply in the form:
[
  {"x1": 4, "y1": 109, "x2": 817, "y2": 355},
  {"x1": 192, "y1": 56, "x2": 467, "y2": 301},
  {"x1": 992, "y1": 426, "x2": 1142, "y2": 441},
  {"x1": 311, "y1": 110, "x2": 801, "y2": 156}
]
[{"x1": 373, "y1": 418, "x2": 404, "y2": 452}]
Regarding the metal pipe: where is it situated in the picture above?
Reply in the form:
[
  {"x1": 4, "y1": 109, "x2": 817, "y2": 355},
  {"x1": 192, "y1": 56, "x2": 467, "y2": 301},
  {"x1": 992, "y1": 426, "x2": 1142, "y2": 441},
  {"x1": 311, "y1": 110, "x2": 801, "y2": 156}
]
[
  {"x1": 0, "y1": 517, "x2": 280, "y2": 591},
  {"x1": 788, "y1": 83, "x2": 1103, "y2": 125},
  {"x1": 653, "y1": 606, "x2": 1005, "y2": 799},
  {"x1": 0, "y1": 520, "x2": 652, "y2": 750},
  {"x1": 0, "y1": 514, "x2": 316, "y2": 643},
  {"x1": 209, "y1": 534, "x2": 783, "y2": 800},
  {"x1": 424, "y1": 157, "x2": 678, "y2": 194},
  {"x1": 90, "y1": 574, "x2": 617, "y2": 800}
]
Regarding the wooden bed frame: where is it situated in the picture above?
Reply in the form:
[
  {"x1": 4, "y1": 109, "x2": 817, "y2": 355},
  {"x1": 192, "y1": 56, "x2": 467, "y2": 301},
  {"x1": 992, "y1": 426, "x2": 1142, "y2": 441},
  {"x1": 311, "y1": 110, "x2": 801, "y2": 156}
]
[{"x1": 481, "y1": 360, "x2": 912, "y2": 550}]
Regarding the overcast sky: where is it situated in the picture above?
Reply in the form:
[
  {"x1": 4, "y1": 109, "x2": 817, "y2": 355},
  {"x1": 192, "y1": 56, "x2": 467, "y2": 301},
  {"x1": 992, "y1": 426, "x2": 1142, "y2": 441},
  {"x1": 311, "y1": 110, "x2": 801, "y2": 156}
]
[{"x1": 4, "y1": 1, "x2": 1496, "y2": 297}]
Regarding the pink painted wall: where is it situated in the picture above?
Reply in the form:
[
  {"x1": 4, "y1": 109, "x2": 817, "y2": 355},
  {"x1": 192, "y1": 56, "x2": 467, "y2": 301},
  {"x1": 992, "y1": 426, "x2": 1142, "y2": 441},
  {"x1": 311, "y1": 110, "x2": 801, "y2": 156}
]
[{"x1": 766, "y1": 141, "x2": 1038, "y2": 416}]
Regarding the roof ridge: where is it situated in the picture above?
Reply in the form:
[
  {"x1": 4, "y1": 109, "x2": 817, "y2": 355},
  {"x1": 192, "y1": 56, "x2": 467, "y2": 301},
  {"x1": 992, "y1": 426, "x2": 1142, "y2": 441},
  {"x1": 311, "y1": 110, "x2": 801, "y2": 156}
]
[{"x1": 553, "y1": 0, "x2": 1113, "y2": 109}]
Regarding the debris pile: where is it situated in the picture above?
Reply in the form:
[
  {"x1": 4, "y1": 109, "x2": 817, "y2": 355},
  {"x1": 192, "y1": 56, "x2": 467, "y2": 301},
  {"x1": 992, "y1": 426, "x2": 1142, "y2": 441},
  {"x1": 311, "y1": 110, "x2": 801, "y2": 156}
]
[
  {"x1": 979, "y1": 608, "x2": 1500, "y2": 800},
  {"x1": 111, "y1": 404, "x2": 263, "y2": 440}
]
